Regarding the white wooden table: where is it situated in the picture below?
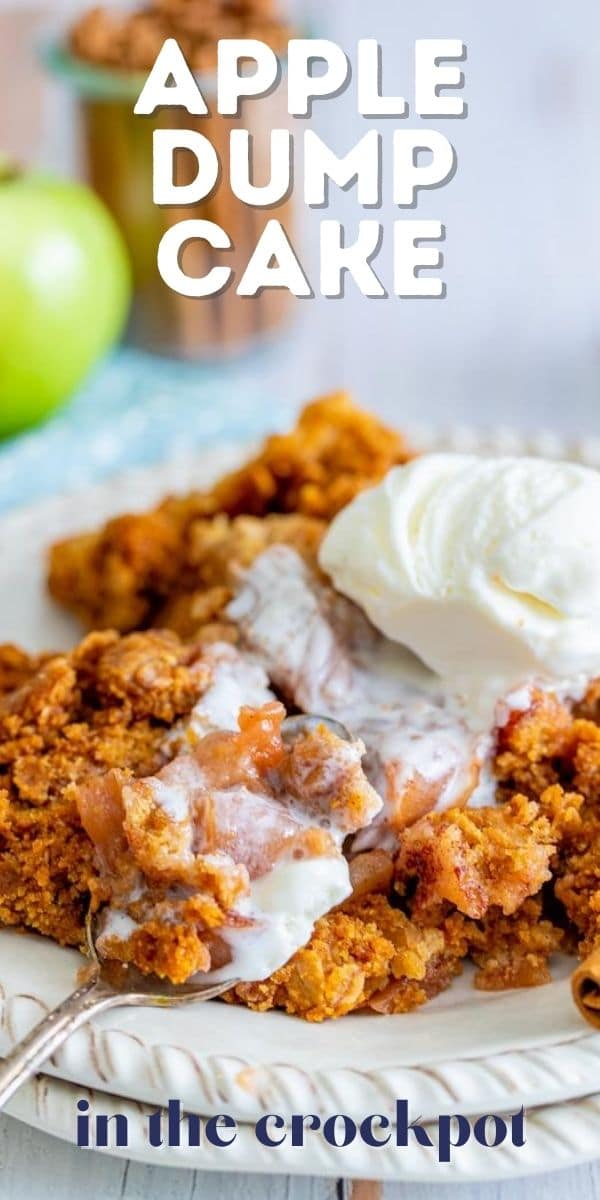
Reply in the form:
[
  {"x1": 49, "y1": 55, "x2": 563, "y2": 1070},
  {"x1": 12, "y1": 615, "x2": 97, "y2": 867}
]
[{"x1": 0, "y1": 1114, "x2": 597, "y2": 1199}]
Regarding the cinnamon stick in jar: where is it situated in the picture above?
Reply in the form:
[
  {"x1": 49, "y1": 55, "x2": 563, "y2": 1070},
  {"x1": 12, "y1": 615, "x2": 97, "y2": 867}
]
[{"x1": 66, "y1": 0, "x2": 294, "y2": 359}]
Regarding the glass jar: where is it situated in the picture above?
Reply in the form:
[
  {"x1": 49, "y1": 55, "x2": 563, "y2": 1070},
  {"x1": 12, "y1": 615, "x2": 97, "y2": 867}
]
[{"x1": 46, "y1": 44, "x2": 293, "y2": 360}]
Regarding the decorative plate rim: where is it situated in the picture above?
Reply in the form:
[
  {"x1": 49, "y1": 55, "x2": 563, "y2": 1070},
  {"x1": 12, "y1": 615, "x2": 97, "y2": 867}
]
[{"x1": 5, "y1": 1067, "x2": 600, "y2": 1181}]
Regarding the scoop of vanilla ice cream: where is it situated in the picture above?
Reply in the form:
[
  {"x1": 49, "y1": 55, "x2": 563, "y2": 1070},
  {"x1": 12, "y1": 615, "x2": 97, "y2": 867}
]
[{"x1": 319, "y1": 453, "x2": 600, "y2": 688}]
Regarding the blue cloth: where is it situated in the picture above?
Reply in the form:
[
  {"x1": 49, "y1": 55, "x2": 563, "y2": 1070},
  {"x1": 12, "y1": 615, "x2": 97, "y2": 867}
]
[{"x1": 0, "y1": 344, "x2": 298, "y2": 513}]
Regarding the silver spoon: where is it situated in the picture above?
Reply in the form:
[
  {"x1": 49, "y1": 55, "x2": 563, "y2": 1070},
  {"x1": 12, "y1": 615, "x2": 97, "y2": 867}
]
[
  {"x1": 0, "y1": 911, "x2": 240, "y2": 1112},
  {"x1": 0, "y1": 713, "x2": 352, "y2": 1110}
]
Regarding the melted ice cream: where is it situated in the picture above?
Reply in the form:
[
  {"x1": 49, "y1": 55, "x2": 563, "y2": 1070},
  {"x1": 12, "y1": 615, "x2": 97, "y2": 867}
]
[
  {"x1": 187, "y1": 642, "x2": 274, "y2": 737},
  {"x1": 228, "y1": 546, "x2": 488, "y2": 845},
  {"x1": 86, "y1": 700, "x2": 381, "y2": 982}
]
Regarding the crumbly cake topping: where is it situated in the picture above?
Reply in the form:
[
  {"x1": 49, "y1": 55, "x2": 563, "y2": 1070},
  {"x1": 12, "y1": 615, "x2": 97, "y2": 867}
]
[{"x1": 48, "y1": 394, "x2": 409, "y2": 635}]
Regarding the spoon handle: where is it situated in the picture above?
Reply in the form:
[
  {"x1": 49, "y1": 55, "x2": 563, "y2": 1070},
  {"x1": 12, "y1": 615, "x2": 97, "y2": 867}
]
[{"x1": 0, "y1": 976, "x2": 122, "y2": 1110}]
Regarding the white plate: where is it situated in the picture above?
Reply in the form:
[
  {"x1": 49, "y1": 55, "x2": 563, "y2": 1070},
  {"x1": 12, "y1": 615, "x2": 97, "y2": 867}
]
[{"x1": 0, "y1": 437, "x2": 598, "y2": 1179}]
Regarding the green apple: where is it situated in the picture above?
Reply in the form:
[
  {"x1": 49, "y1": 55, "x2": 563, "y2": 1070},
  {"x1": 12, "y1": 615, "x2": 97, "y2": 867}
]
[{"x1": 0, "y1": 163, "x2": 132, "y2": 436}]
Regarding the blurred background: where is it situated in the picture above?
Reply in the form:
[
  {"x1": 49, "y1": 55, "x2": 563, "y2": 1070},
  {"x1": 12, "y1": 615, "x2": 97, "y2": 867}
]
[{"x1": 1, "y1": 0, "x2": 599, "y2": 510}]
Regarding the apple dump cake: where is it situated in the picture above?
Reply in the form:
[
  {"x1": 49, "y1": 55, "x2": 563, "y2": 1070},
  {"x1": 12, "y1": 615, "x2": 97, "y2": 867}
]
[{"x1": 4, "y1": 393, "x2": 600, "y2": 1022}]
